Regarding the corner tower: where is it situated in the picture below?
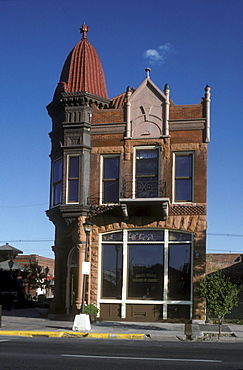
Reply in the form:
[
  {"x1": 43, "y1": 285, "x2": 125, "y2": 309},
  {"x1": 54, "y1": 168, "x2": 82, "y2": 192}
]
[{"x1": 46, "y1": 25, "x2": 110, "y2": 314}]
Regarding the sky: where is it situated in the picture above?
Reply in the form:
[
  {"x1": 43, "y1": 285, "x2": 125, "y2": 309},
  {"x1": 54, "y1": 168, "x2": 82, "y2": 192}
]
[{"x1": 0, "y1": 0, "x2": 242, "y2": 259}]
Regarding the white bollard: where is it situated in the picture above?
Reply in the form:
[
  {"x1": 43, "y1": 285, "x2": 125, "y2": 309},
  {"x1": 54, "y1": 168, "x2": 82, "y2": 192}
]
[{"x1": 72, "y1": 313, "x2": 91, "y2": 331}]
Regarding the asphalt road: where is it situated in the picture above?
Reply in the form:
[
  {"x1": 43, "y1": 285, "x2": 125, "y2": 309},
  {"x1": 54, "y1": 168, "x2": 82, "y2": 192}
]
[{"x1": 0, "y1": 337, "x2": 243, "y2": 369}]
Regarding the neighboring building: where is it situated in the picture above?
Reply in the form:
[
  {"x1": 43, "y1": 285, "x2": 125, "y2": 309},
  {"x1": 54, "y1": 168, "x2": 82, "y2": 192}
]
[
  {"x1": 206, "y1": 254, "x2": 243, "y2": 319},
  {"x1": 15, "y1": 254, "x2": 54, "y2": 298},
  {"x1": 46, "y1": 24, "x2": 211, "y2": 322},
  {"x1": 15, "y1": 254, "x2": 54, "y2": 276},
  {"x1": 206, "y1": 253, "x2": 243, "y2": 285},
  {"x1": 0, "y1": 243, "x2": 23, "y2": 263},
  {"x1": 0, "y1": 243, "x2": 23, "y2": 307}
]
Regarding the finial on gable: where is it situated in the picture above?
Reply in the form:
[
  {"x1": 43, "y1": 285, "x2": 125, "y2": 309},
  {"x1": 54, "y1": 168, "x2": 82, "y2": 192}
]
[
  {"x1": 80, "y1": 23, "x2": 89, "y2": 39},
  {"x1": 145, "y1": 67, "x2": 151, "y2": 79}
]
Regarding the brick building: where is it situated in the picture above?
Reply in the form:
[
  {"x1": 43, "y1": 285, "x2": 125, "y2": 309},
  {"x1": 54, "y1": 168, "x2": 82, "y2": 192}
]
[
  {"x1": 15, "y1": 254, "x2": 54, "y2": 277},
  {"x1": 206, "y1": 254, "x2": 243, "y2": 284},
  {"x1": 15, "y1": 254, "x2": 54, "y2": 298},
  {"x1": 46, "y1": 24, "x2": 211, "y2": 322}
]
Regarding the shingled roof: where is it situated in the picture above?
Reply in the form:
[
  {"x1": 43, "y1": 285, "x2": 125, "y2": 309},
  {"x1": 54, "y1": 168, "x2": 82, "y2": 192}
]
[{"x1": 58, "y1": 24, "x2": 108, "y2": 99}]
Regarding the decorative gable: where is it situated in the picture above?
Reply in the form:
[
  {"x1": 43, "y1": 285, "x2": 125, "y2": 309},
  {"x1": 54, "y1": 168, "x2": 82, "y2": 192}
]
[{"x1": 128, "y1": 78, "x2": 168, "y2": 139}]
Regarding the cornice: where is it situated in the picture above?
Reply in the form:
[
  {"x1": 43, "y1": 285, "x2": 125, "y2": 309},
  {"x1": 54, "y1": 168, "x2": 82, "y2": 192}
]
[
  {"x1": 169, "y1": 118, "x2": 206, "y2": 131},
  {"x1": 61, "y1": 91, "x2": 110, "y2": 108}
]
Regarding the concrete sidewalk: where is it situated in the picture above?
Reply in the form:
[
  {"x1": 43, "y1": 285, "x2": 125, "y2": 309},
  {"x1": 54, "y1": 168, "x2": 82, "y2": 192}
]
[{"x1": 0, "y1": 308, "x2": 243, "y2": 342}]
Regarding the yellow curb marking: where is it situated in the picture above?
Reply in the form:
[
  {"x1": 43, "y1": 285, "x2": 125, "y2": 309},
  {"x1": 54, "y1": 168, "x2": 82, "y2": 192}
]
[
  {"x1": 0, "y1": 331, "x2": 145, "y2": 340},
  {"x1": 0, "y1": 331, "x2": 64, "y2": 337}
]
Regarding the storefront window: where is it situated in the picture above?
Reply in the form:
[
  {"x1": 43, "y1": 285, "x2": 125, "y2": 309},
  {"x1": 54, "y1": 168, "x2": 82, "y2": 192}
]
[
  {"x1": 128, "y1": 230, "x2": 164, "y2": 241},
  {"x1": 169, "y1": 231, "x2": 192, "y2": 241},
  {"x1": 128, "y1": 244, "x2": 163, "y2": 299},
  {"x1": 168, "y1": 244, "x2": 191, "y2": 300},
  {"x1": 102, "y1": 232, "x2": 123, "y2": 241},
  {"x1": 102, "y1": 244, "x2": 122, "y2": 299},
  {"x1": 100, "y1": 229, "x2": 192, "y2": 315}
]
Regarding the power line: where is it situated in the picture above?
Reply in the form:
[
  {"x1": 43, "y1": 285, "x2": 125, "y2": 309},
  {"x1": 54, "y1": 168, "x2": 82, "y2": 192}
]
[
  {"x1": 207, "y1": 249, "x2": 243, "y2": 253},
  {"x1": 0, "y1": 240, "x2": 53, "y2": 243},
  {"x1": 0, "y1": 203, "x2": 48, "y2": 208},
  {"x1": 208, "y1": 233, "x2": 243, "y2": 238},
  {"x1": 1, "y1": 233, "x2": 243, "y2": 244}
]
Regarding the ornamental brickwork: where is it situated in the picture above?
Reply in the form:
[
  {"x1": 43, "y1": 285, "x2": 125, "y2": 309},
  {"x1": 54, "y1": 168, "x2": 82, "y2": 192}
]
[{"x1": 46, "y1": 26, "x2": 210, "y2": 322}]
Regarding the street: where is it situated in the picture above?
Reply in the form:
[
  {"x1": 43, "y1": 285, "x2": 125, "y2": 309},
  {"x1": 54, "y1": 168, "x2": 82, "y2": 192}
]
[{"x1": 0, "y1": 337, "x2": 243, "y2": 369}]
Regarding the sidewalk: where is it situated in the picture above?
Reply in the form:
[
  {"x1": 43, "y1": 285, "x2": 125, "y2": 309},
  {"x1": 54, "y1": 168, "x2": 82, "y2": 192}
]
[{"x1": 0, "y1": 308, "x2": 243, "y2": 342}]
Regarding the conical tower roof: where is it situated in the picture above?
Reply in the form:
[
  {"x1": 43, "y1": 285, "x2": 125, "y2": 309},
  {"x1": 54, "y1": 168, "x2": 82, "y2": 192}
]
[{"x1": 58, "y1": 24, "x2": 108, "y2": 99}]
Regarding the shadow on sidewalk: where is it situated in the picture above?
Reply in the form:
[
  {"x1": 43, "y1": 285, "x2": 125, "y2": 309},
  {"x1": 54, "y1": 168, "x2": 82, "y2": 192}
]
[
  {"x1": 92, "y1": 321, "x2": 169, "y2": 331},
  {"x1": 2, "y1": 307, "x2": 40, "y2": 318}
]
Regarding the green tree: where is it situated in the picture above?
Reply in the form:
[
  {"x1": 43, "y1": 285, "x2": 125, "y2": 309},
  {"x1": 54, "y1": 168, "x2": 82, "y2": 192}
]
[
  {"x1": 198, "y1": 270, "x2": 240, "y2": 336},
  {"x1": 21, "y1": 259, "x2": 50, "y2": 296}
]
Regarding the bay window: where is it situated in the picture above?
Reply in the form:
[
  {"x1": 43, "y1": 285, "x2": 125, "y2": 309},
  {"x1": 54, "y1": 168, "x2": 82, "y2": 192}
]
[
  {"x1": 52, "y1": 158, "x2": 63, "y2": 206},
  {"x1": 67, "y1": 155, "x2": 79, "y2": 203}
]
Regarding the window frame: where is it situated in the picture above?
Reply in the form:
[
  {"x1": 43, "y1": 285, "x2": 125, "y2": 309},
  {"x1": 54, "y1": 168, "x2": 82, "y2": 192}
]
[
  {"x1": 51, "y1": 158, "x2": 63, "y2": 207},
  {"x1": 133, "y1": 146, "x2": 160, "y2": 198},
  {"x1": 101, "y1": 242, "x2": 123, "y2": 299},
  {"x1": 173, "y1": 151, "x2": 194, "y2": 203},
  {"x1": 100, "y1": 154, "x2": 120, "y2": 205},
  {"x1": 98, "y1": 229, "x2": 193, "y2": 319},
  {"x1": 66, "y1": 155, "x2": 80, "y2": 204}
]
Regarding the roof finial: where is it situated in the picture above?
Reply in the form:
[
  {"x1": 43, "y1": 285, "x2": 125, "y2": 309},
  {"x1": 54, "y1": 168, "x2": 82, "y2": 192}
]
[
  {"x1": 80, "y1": 23, "x2": 89, "y2": 39},
  {"x1": 145, "y1": 67, "x2": 151, "y2": 79}
]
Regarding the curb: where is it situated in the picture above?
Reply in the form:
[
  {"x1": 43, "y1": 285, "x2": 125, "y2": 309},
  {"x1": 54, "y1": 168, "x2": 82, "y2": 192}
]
[{"x1": 0, "y1": 330, "x2": 145, "y2": 340}]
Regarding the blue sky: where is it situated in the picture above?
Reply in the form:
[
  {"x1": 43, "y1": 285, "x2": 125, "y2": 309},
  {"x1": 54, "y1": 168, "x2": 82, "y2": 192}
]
[{"x1": 0, "y1": 0, "x2": 242, "y2": 259}]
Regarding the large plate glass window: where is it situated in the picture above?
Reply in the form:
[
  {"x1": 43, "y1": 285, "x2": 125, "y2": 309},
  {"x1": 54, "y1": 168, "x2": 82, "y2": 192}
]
[
  {"x1": 52, "y1": 158, "x2": 63, "y2": 206},
  {"x1": 100, "y1": 230, "x2": 192, "y2": 313},
  {"x1": 174, "y1": 152, "x2": 193, "y2": 202},
  {"x1": 168, "y1": 243, "x2": 191, "y2": 300},
  {"x1": 101, "y1": 232, "x2": 123, "y2": 298},
  {"x1": 67, "y1": 156, "x2": 79, "y2": 203},
  {"x1": 99, "y1": 228, "x2": 193, "y2": 319},
  {"x1": 102, "y1": 156, "x2": 120, "y2": 203},
  {"x1": 128, "y1": 244, "x2": 164, "y2": 299},
  {"x1": 135, "y1": 148, "x2": 159, "y2": 198}
]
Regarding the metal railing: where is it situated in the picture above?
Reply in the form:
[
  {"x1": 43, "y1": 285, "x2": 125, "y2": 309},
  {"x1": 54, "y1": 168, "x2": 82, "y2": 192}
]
[
  {"x1": 120, "y1": 176, "x2": 167, "y2": 199},
  {"x1": 88, "y1": 177, "x2": 168, "y2": 206}
]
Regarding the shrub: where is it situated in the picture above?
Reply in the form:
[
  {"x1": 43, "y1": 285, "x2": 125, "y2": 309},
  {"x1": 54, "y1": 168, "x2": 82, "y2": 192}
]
[{"x1": 84, "y1": 303, "x2": 99, "y2": 315}]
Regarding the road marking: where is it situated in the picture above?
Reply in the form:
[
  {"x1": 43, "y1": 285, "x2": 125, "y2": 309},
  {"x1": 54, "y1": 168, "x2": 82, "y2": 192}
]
[{"x1": 61, "y1": 354, "x2": 222, "y2": 363}]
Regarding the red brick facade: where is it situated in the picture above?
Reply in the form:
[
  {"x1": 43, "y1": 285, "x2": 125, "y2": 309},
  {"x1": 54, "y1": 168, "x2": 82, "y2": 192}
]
[{"x1": 46, "y1": 29, "x2": 211, "y2": 323}]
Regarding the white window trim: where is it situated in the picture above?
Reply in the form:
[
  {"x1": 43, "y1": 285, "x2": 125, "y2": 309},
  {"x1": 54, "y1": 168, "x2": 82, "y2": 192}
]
[
  {"x1": 100, "y1": 154, "x2": 120, "y2": 205},
  {"x1": 172, "y1": 151, "x2": 194, "y2": 204},
  {"x1": 66, "y1": 154, "x2": 80, "y2": 204},
  {"x1": 51, "y1": 158, "x2": 63, "y2": 207},
  {"x1": 133, "y1": 146, "x2": 160, "y2": 199},
  {"x1": 99, "y1": 228, "x2": 193, "y2": 320}
]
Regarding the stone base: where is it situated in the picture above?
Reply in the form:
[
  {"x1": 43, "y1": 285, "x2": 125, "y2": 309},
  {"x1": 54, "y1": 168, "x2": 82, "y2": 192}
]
[{"x1": 72, "y1": 314, "x2": 91, "y2": 331}]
